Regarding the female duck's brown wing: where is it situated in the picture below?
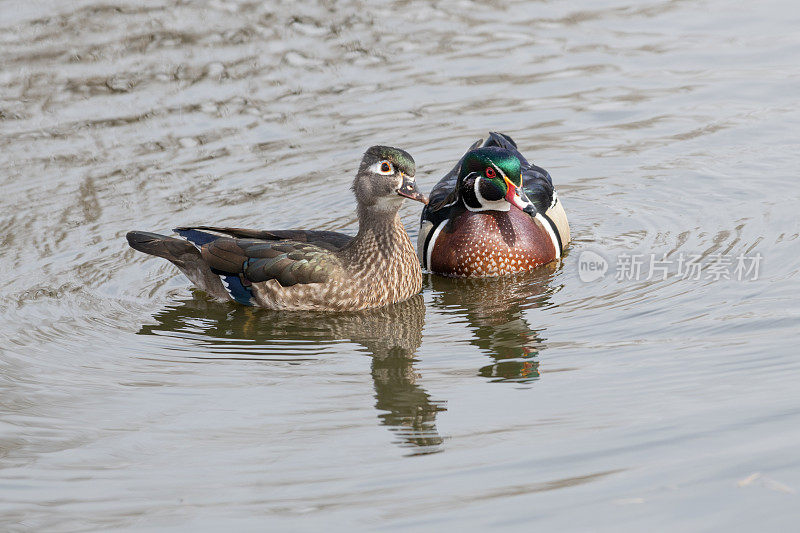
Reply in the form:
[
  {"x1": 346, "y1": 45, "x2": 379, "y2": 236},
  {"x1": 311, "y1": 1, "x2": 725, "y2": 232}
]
[
  {"x1": 201, "y1": 238, "x2": 342, "y2": 285},
  {"x1": 174, "y1": 227, "x2": 346, "y2": 306}
]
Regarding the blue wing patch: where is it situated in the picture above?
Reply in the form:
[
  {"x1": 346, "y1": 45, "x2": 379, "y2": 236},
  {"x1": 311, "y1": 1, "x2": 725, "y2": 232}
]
[
  {"x1": 219, "y1": 275, "x2": 254, "y2": 306},
  {"x1": 175, "y1": 227, "x2": 255, "y2": 305},
  {"x1": 174, "y1": 228, "x2": 220, "y2": 248}
]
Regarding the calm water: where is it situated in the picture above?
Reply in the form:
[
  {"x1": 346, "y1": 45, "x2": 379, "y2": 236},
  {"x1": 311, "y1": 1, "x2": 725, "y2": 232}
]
[{"x1": 2, "y1": 0, "x2": 800, "y2": 530}]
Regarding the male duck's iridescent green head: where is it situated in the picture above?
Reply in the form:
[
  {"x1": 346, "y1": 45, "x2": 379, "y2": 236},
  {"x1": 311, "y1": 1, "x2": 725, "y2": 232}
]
[{"x1": 458, "y1": 147, "x2": 533, "y2": 213}]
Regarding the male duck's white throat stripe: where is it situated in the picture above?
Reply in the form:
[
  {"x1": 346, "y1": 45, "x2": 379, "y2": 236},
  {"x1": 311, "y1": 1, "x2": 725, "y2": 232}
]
[
  {"x1": 424, "y1": 219, "x2": 448, "y2": 270},
  {"x1": 535, "y1": 213, "x2": 561, "y2": 259}
]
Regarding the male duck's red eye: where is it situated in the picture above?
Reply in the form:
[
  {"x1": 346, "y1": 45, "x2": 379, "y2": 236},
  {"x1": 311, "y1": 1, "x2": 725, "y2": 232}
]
[
  {"x1": 381, "y1": 161, "x2": 392, "y2": 173},
  {"x1": 485, "y1": 167, "x2": 496, "y2": 179}
]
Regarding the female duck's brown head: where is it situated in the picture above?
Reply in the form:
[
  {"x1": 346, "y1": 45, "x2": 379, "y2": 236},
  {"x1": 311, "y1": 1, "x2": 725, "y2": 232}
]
[{"x1": 353, "y1": 146, "x2": 428, "y2": 212}]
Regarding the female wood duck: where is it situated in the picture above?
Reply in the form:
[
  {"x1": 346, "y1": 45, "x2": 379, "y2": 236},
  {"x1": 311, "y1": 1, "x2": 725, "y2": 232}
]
[
  {"x1": 418, "y1": 132, "x2": 570, "y2": 277},
  {"x1": 126, "y1": 146, "x2": 429, "y2": 311}
]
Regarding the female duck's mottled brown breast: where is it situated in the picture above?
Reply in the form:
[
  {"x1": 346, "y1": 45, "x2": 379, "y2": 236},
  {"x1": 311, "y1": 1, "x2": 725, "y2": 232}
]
[
  {"x1": 429, "y1": 208, "x2": 556, "y2": 278},
  {"x1": 340, "y1": 217, "x2": 422, "y2": 308}
]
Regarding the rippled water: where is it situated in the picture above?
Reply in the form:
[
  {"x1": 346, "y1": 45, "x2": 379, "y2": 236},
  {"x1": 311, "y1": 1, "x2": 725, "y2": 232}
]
[{"x1": 2, "y1": 0, "x2": 800, "y2": 530}]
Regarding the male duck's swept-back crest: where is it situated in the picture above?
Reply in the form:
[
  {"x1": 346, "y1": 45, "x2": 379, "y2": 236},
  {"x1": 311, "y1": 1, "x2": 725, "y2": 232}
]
[
  {"x1": 127, "y1": 146, "x2": 428, "y2": 311},
  {"x1": 418, "y1": 132, "x2": 570, "y2": 277}
]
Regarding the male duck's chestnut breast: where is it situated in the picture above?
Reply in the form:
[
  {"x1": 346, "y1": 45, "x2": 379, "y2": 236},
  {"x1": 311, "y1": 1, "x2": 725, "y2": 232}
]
[{"x1": 430, "y1": 209, "x2": 556, "y2": 277}]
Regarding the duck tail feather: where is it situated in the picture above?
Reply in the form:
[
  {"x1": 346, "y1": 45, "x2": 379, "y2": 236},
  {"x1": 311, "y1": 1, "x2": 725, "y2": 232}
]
[{"x1": 126, "y1": 231, "x2": 231, "y2": 301}]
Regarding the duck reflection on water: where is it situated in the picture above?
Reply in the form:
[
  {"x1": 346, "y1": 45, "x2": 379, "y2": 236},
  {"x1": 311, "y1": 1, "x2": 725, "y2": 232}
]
[
  {"x1": 424, "y1": 262, "x2": 558, "y2": 383},
  {"x1": 138, "y1": 294, "x2": 446, "y2": 454},
  {"x1": 137, "y1": 266, "x2": 557, "y2": 453}
]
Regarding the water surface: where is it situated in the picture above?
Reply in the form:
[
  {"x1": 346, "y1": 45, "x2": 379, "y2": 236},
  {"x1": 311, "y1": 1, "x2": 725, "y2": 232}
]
[{"x1": 2, "y1": 0, "x2": 800, "y2": 530}]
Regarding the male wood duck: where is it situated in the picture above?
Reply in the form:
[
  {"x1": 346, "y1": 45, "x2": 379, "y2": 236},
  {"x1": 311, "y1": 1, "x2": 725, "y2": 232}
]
[
  {"x1": 418, "y1": 132, "x2": 570, "y2": 277},
  {"x1": 126, "y1": 146, "x2": 428, "y2": 311}
]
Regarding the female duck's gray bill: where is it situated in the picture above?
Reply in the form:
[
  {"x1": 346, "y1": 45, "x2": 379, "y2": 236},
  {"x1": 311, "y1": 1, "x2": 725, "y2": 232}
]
[{"x1": 397, "y1": 174, "x2": 429, "y2": 205}]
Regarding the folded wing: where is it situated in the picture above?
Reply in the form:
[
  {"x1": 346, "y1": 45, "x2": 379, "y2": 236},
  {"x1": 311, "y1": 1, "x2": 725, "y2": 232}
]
[{"x1": 174, "y1": 227, "x2": 349, "y2": 305}]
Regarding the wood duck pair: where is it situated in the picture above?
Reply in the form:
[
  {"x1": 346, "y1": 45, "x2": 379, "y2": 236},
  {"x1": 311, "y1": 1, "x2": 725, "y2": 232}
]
[{"x1": 127, "y1": 134, "x2": 569, "y2": 311}]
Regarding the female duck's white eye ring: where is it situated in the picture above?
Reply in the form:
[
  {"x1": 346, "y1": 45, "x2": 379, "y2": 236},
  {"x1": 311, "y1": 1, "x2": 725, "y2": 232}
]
[{"x1": 379, "y1": 161, "x2": 393, "y2": 174}]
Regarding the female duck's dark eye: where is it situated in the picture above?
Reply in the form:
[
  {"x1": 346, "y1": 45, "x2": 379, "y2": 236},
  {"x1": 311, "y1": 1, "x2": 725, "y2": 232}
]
[
  {"x1": 485, "y1": 167, "x2": 496, "y2": 179},
  {"x1": 380, "y1": 161, "x2": 392, "y2": 173}
]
